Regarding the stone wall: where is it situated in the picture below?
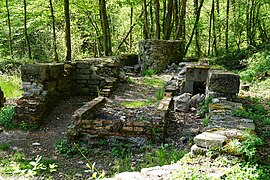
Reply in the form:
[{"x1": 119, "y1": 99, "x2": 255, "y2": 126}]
[
  {"x1": 68, "y1": 93, "x2": 172, "y2": 142},
  {"x1": 138, "y1": 40, "x2": 183, "y2": 72},
  {"x1": 15, "y1": 57, "x2": 120, "y2": 126},
  {"x1": 0, "y1": 86, "x2": 5, "y2": 109},
  {"x1": 15, "y1": 63, "x2": 74, "y2": 126}
]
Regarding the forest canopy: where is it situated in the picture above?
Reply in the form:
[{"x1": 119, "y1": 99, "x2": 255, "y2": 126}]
[{"x1": 0, "y1": 0, "x2": 269, "y2": 63}]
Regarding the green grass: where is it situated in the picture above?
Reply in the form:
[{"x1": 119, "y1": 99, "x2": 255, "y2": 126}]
[
  {"x1": 0, "y1": 105, "x2": 16, "y2": 129},
  {"x1": 123, "y1": 99, "x2": 155, "y2": 108},
  {"x1": 140, "y1": 77, "x2": 165, "y2": 88},
  {"x1": 0, "y1": 75, "x2": 22, "y2": 99}
]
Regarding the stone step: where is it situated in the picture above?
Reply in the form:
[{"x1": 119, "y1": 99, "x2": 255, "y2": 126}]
[{"x1": 194, "y1": 132, "x2": 228, "y2": 149}]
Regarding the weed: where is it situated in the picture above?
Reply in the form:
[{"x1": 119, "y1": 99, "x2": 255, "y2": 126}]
[
  {"x1": 125, "y1": 77, "x2": 135, "y2": 84},
  {"x1": 202, "y1": 115, "x2": 211, "y2": 127},
  {"x1": 155, "y1": 88, "x2": 164, "y2": 100},
  {"x1": 141, "y1": 69, "x2": 157, "y2": 77},
  {"x1": 0, "y1": 105, "x2": 15, "y2": 129},
  {"x1": 0, "y1": 144, "x2": 10, "y2": 151},
  {"x1": 111, "y1": 141, "x2": 131, "y2": 158}
]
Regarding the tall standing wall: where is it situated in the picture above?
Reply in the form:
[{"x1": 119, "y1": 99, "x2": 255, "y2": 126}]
[{"x1": 138, "y1": 40, "x2": 183, "y2": 72}]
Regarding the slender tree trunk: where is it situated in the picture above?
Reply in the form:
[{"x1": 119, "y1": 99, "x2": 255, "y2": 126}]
[
  {"x1": 246, "y1": 0, "x2": 250, "y2": 46},
  {"x1": 130, "y1": 7, "x2": 133, "y2": 52},
  {"x1": 212, "y1": 0, "x2": 217, "y2": 55},
  {"x1": 184, "y1": 0, "x2": 204, "y2": 56},
  {"x1": 208, "y1": 0, "x2": 214, "y2": 55},
  {"x1": 6, "y1": 0, "x2": 13, "y2": 57},
  {"x1": 49, "y1": 0, "x2": 58, "y2": 62},
  {"x1": 154, "y1": 0, "x2": 160, "y2": 39},
  {"x1": 149, "y1": 0, "x2": 154, "y2": 38},
  {"x1": 163, "y1": 0, "x2": 167, "y2": 36},
  {"x1": 225, "y1": 0, "x2": 229, "y2": 52},
  {"x1": 164, "y1": 0, "x2": 174, "y2": 40},
  {"x1": 99, "y1": 0, "x2": 112, "y2": 55},
  {"x1": 216, "y1": 0, "x2": 221, "y2": 48},
  {"x1": 194, "y1": 0, "x2": 201, "y2": 57},
  {"x1": 64, "y1": 0, "x2": 71, "y2": 61},
  {"x1": 143, "y1": 0, "x2": 149, "y2": 39},
  {"x1": 23, "y1": 0, "x2": 31, "y2": 59}
]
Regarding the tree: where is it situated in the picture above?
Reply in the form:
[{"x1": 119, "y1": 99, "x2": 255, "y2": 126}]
[
  {"x1": 6, "y1": 0, "x2": 13, "y2": 57},
  {"x1": 23, "y1": 0, "x2": 32, "y2": 59},
  {"x1": 143, "y1": 0, "x2": 149, "y2": 39},
  {"x1": 99, "y1": 0, "x2": 112, "y2": 56},
  {"x1": 154, "y1": 0, "x2": 160, "y2": 39},
  {"x1": 49, "y1": 0, "x2": 58, "y2": 62},
  {"x1": 64, "y1": 0, "x2": 71, "y2": 61},
  {"x1": 163, "y1": 0, "x2": 174, "y2": 40}
]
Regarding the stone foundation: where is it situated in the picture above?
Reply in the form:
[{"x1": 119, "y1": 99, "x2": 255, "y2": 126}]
[
  {"x1": 68, "y1": 93, "x2": 172, "y2": 142},
  {"x1": 138, "y1": 40, "x2": 183, "y2": 72}
]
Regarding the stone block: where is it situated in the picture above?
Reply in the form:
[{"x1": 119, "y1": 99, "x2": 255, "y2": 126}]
[
  {"x1": 50, "y1": 63, "x2": 64, "y2": 80},
  {"x1": 115, "y1": 172, "x2": 142, "y2": 180},
  {"x1": 185, "y1": 65, "x2": 210, "y2": 82},
  {"x1": 183, "y1": 81, "x2": 194, "y2": 94},
  {"x1": 207, "y1": 70, "x2": 240, "y2": 94},
  {"x1": 191, "y1": 144, "x2": 208, "y2": 156},
  {"x1": 194, "y1": 132, "x2": 228, "y2": 149},
  {"x1": 21, "y1": 64, "x2": 50, "y2": 82}
]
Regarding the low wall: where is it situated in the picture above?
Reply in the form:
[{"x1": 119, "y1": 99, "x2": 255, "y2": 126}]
[
  {"x1": 68, "y1": 93, "x2": 172, "y2": 142},
  {"x1": 138, "y1": 40, "x2": 183, "y2": 72}
]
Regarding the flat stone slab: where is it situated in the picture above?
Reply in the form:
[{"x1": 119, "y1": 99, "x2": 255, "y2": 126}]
[
  {"x1": 194, "y1": 132, "x2": 228, "y2": 149},
  {"x1": 191, "y1": 144, "x2": 208, "y2": 156},
  {"x1": 115, "y1": 172, "x2": 143, "y2": 180}
]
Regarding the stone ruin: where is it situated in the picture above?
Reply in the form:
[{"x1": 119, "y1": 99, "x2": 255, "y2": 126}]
[
  {"x1": 0, "y1": 86, "x2": 5, "y2": 109},
  {"x1": 138, "y1": 39, "x2": 183, "y2": 72}
]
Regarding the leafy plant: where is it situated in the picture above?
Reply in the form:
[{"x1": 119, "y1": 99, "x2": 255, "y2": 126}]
[
  {"x1": 111, "y1": 141, "x2": 131, "y2": 158},
  {"x1": 203, "y1": 115, "x2": 211, "y2": 127},
  {"x1": 0, "y1": 75, "x2": 22, "y2": 99},
  {"x1": 0, "y1": 144, "x2": 10, "y2": 151},
  {"x1": 0, "y1": 105, "x2": 15, "y2": 129}
]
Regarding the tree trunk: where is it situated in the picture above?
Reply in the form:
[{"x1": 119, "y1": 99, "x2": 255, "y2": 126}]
[
  {"x1": 163, "y1": 0, "x2": 174, "y2": 40},
  {"x1": 208, "y1": 0, "x2": 214, "y2": 55},
  {"x1": 6, "y1": 0, "x2": 13, "y2": 57},
  {"x1": 194, "y1": 0, "x2": 201, "y2": 57},
  {"x1": 176, "y1": 0, "x2": 187, "y2": 40},
  {"x1": 130, "y1": 7, "x2": 133, "y2": 52},
  {"x1": 23, "y1": 0, "x2": 32, "y2": 59},
  {"x1": 143, "y1": 0, "x2": 149, "y2": 39},
  {"x1": 64, "y1": 0, "x2": 71, "y2": 61},
  {"x1": 99, "y1": 0, "x2": 112, "y2": 56},
  {"x1": 154, "y1": 0, "x2": 160, "y2": 39},
  {"x1": 149, "y1": 0, "x2": 154, "y2": 38},
  {"x1": 216, "y1": 0, "x2": 221, "y2": 48},
  {"x1": 49, "y1": 0, "x2": 58, "y2": 62},
  {"x1": 225, "y1": 0, "x2": 229, "y2": 52},
  {"x1": 184, "y1": 0, "x2": 204, "y2": 56}
]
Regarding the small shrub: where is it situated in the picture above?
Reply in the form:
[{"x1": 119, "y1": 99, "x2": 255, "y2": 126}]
[
  {"x1": 203, "y1": 115, "x2": 210, "y2": 127},
  {"x1": 0, "y1": 105, "x2": 15, "y2": 129},
  {"x1": 0, "y1": 144, "x2": 10, "y2": 151}
]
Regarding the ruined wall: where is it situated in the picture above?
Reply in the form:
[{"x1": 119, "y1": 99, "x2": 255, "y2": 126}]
[
  {"x1": 74, "y1": 58, "x2": 119, "y2": 96},
  {"x1": 15, "y1": 63, "x2": 74, "y2": 125},
  {"x1": 15, "y1": 57, "x2": 120, "y2": 126},
  {"x1": 68, "y1": 93, "x2": 172, "y2": 141},
  {"x1": 138, "y1": 40, "x2": 183, "y2": 72}
]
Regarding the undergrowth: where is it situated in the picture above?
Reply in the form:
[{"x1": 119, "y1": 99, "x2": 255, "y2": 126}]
[
  {"x1": 0, "y1": 105, "x2": 15, "y2": 129},
  {"x1": 0, "y1": 75, "x2": 22, "y2": 99}
]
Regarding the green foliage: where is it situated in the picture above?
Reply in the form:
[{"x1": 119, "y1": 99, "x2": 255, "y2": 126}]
[
  {"x1": 0, "y1": 105, "x2": 15, "y2": 129},
  {"x1": 203, "y1": 115, "x2": 210, "y2": 127},
  {"x1": 155, "y1": 88, "x2": 165, "y2": 100},
  {"x1": 0, "y1": 144, "x2": 10, "y2": 151},
  {"x1": 141, "y1": 69, "x2": 157, "y2": 77},
  {"x1": 0, "y1": 75, "x2": 22, "y2": 99},
  {"x1": 239, "y1": 51, "x2": 270, "y2": 82},
  {"x1": 123, "y1": 99, "x2": 155, "y2": 108},
  {"x1": 141, "y1": 77, "x2": 166, "y2": 88},
  {"x1": 55, "y1": 138, "x2": 89, "y2": 158},
  {"x1": 111, "y1": 141, "x2": 131, "y2": 158},
  {"x1": 0, "y1": 151, "x2": 57, "y2": 177}
]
